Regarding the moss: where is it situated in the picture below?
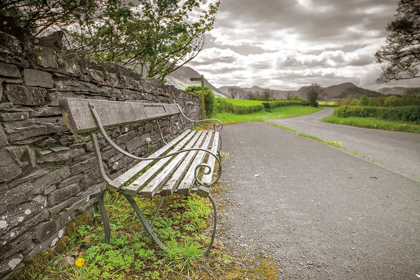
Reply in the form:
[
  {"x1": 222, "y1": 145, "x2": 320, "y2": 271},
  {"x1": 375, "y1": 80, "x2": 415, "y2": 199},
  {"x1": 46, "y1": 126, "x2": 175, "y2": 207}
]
[
  {"x1": 54, "y1": 236, "x2": 70, "y2": 254},
  {"x1": 65, "y1": 212, "x2": 92, "y2": 237},
  {"x1": 10, "y1": 250, "x2": 53, "y2": 280}
]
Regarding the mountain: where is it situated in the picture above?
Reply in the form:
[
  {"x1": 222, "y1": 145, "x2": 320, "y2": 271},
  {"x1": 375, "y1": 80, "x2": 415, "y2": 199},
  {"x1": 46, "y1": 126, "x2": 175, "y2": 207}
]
[
  {"x1": 219, "y1": 82, "x2": 383, "y2": 100},
  {"x1": 165, "y1": 66, "x2": 226, "y2": 97}
]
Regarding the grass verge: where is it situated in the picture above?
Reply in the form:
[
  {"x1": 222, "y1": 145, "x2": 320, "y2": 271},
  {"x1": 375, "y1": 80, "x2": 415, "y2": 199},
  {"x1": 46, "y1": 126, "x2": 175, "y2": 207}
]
[
  {"x1": 322, "y1": 115, "x2": 420, "y2": 133},
  {"x1": 213, "y1": 105, "x2": 322, "y2": 124}
]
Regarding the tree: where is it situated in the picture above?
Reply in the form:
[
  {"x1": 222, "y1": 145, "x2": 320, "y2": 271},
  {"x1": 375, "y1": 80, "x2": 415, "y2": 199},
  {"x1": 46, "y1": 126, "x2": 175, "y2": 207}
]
[
  {"x1": 305, "y1": 83, "x2": 324, "y2": 107},
  {"x1": 358, "y1": 95, "x2": 369, "y2": 106},
  {"x1": 0, "y1": 0, "x2": 98, "y2": 36},
  {"x1": 185, "y1": 85, "x2": 215, "y2": 117},
  {"x1": 375, "y1": 0, "x2": 420, "y2": 83},
  {"x1": 64, "y1": 0, "x2": 220, "y2": 81}
]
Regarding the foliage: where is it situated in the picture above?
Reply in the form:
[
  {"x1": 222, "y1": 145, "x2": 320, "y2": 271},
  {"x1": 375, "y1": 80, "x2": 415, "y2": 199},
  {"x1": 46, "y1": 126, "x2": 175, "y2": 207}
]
[
  {"x1": 215, "y1": 99, "x2": 265, "y2": 115},
  {"x1": 375, "y1": 0, "x2": 420, "y2": 82},
  {"x1": 0, "y1": 0, "x2": 98, "y2": 36},
  {"x1": 333, "y1": 105, "x2": 420, "y2": 124},
  {"x1": 358, "y1": 95, "x2": 369, "y2": 106},
  {"x1": 64, "y1": 0, "x2": 220, "y2": 81},
  {"x1": 323, "y1": 115, "x2": 420, "y2": 133},
  {"x1": 305, "y1": 83, "x2": 324, "y2": 107},
  {"x1": 249, "y1": 92, "x2": 272, "y2": 101},
  {"x1": 185, "y1": 85, "x2": 215, "y2": 117}
]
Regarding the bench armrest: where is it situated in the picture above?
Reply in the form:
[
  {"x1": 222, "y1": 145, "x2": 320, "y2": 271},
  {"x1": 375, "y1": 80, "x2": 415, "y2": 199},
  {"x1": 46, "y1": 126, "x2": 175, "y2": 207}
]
[{"x1": 176, "y1": 104, "x2": 223, "y2": 132}]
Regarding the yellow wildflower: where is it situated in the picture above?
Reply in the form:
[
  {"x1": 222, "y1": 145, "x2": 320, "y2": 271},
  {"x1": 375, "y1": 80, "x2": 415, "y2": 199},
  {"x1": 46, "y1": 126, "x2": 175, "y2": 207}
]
[
  {"x1": 333, "y1": 141, "x2": 336, "y2": 144},
  {"x1": 75, "y1": 258, "x2": 85, "y2": 267},
  {"x1": 338, "y1": 142, "x2": 342, "y2": 146},
  {"x1": 369, "y1": 155, "x2": 372, "y2": 158}
]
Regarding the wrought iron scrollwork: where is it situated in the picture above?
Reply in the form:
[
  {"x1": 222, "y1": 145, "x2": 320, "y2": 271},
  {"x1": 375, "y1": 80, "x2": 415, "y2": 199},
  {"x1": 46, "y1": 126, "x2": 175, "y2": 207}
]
[{"x1": 176, "y1": 104, "x2": 224, "y2": 132}]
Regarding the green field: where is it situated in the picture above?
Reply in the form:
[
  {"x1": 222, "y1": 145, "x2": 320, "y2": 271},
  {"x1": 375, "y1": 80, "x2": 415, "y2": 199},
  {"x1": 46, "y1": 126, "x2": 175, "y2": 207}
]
[
  {"x1": 213, "y1": 105, "x2": 322, "y2": 123},
  {"x1": 322, "y1": 115, "x2": 420, "y2": 133},
  {"x1": 218, "y1": 98, "x2": 265, "y2": 106}
]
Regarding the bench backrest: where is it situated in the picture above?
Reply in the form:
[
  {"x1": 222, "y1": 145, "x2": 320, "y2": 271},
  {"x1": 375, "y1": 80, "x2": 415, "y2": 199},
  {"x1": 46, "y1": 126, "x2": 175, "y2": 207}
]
[{"x1": 59, "y1": 98, "x2": 180, "y2": 133}]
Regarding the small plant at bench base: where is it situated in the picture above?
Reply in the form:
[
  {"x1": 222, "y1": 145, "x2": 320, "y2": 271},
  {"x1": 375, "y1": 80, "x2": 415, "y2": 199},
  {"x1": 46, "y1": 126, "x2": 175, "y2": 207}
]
[{"x1": 59, "y1": 98, "x2": 223, "y2": 257}]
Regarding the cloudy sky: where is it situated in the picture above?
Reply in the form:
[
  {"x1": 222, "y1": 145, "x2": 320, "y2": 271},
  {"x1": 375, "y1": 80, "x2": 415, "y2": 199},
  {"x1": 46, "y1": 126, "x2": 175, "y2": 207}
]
[{"x1": 187, "y1": 0, "x2": 420, "y2": 90}]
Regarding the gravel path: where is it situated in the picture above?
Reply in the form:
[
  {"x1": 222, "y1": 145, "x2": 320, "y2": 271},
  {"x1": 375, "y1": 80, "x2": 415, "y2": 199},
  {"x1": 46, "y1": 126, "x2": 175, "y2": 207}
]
[
  {"x1": 269, "y1": 108, "x2": 420, "y2": 181},
  {"x1": 219, "y1": 122, "x2": 420, "y2": 279}
]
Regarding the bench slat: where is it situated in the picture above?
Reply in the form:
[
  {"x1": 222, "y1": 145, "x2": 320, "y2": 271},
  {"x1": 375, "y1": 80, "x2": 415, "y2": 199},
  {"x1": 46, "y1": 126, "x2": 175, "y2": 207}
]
[
  {"x1": 109, "y1": 129, "x2": 192, "y2": 190},
  {"x1": 197, "y1": 131, "x2": 220, "y2": 196},
  {"x1": 124, "y1": 130, "x2": 197, "y2": 195},
  {"x1": 175, "y1": 131, "x2": 213, "y2": 195},
  {"x1": 139, "y1": 131, "x2": 204, "y2": 198},
  {"x1": 158, "y1": 131, "x2": 209, "y2": 196},
  {"x1": 60, "y1": 98, "x2": 180, "y2": 133}
]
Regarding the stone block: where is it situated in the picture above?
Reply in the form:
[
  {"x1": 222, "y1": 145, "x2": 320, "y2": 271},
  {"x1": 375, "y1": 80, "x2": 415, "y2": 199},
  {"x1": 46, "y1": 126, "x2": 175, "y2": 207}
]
[
  {"x1": 8, "y1": 167, "x2": 52, "y2": 188},
  {"x1": 5, "y1": 84, "x2": 47, "y2": 106},
  {"x1": 6, "y1": 145, "x2": 36, "y2": 169},
  {"x1": 48, "y1": 196, "x2": 78, "y2": 215},
  {"x1": 0, "y1": 231, "x2": 33, "y2": 260},
  {"x1": 0, "y1": 182, "x2": 34, "y2": 214},
  {"x1": 23, "y1": 69, "x2": 53, "y2": 88},
  {"x1": 3, "y1": 116, "x2": 67, "y2": 143},
  {"x1": 32, "y1": 166, "x2": 71, "y2": 194},
  {"x1": 0, "y1": 78, "x2": 3, "y2": 100},
  {"x1": 53, "y1": 79, "x2": 99, "y2": 93},
  {"x1": 29, "y1": 225, "x2": 65, "y2": 257},
  {"x1": 0, "y1": 62, "x2": 21, "y2": 78},
  {"x1": 48, "y1": 183, "x2": 81, "y2": 206},
  {"x1": 0, "y1": 253, "x2": 23, "y2": 275},
  {"x1": 34, "y1": 45, "x2": 58, "y2": 69},
  {"x1": 47, "y1": 91, "x2": 82, "y2": 106},
  {"x1": 144, "y1": 122, "x2": 154, "y2": 133},
  {"x1": 37, "y1": 147, "x2": 85, "y2": 164},
  {"x1": 0, "y1": 112, "x2": 29, "y2": 121},
  {"x1": 0, "y1": 148, "x2": 23, "y2": 183},
  {"x1": 115, "y1": 130, "x2": 136, "y2": 145},
  {"x1": 125, "y1": 136, "x2": 142, "y2": 152}
]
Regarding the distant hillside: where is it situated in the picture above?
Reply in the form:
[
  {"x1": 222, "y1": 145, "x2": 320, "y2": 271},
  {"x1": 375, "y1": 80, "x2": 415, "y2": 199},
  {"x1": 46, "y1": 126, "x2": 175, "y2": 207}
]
[
  {"x1": 165, "y1": 66, "x2": 226, "y2": 97},
  {"x1": 219, "y1": 82, "x2": 378, "y2": 100},
  {"x1": 377, "y1": 87, "x2": 414, "y2": 96}
]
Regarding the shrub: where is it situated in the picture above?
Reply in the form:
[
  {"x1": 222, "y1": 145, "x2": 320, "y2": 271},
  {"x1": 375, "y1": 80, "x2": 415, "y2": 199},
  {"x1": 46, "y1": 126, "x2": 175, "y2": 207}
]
[
  {"x1": 185, "y1": 86, "x2": 216, "y2": 117},
  {"x1": 262, "y1": 100, "x2": 302, "y2": 109},
  {"x1": 334, "y1": 106, "x2": 420, "y2": 124},
  {"x1": 215, "y1": 99, "x2": 264, "y2": 114}
]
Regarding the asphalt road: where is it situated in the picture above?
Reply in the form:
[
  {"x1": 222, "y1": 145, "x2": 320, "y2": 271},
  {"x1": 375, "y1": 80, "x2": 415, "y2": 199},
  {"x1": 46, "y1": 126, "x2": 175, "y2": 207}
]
[
  {"x1": 220, "y1": 122, "x2": 420, "y2": 280},
  {"x1": 269, "y1": 108, "x2": 420, "y2": 181}
]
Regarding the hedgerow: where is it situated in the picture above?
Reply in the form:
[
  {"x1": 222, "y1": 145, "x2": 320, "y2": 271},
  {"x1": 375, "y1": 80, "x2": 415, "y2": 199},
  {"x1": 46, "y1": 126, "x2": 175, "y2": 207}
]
[
  {"x1": 262, "y1": 100, "x2": 302, "y2": 109},
  {"x1": 215, "y1": 99, "x2": 264, "y2": 115},
  {"x1": 334, "y1": 106, "x2": 420, "y2": 124}
]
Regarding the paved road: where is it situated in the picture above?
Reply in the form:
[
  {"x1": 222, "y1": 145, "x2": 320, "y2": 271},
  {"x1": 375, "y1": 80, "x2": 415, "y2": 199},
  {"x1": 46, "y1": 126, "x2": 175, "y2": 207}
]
[
  {"x1": 220, "y1": 122, "x2": 420, "y2": 280},
  {"x1": 269, "y1": 108, "x2": 420, "y2": 181}
]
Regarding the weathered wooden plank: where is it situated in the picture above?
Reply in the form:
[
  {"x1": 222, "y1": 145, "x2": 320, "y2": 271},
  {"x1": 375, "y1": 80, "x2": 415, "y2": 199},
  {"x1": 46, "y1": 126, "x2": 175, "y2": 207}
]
[
  {"x1": 197, "y1": 131, "x2": 220, "y2": 197},
  {"x1": 175, "y1": 131, "x2": 213, "y2": 195},
  {"x1": 124, "y1": 130, "x2": 197, "y2": 195},
  {"x1": 140, "y1": 131, "x2": 204, "y2": 198},
  {"x1": 59, "y1": 98, "x2": 180, "y2": 133},
  {"x1": 159, "y1": 131, "x2": 209, "y2": 196},
  {"x1": 109, "y1": 129, "x2": 192, "y2": 190}
]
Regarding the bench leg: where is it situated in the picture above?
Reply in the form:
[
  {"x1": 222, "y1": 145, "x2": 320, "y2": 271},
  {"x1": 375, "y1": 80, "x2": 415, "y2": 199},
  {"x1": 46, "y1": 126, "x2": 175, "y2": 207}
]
[
  {"x1": 204, "y1": 194, "x2": 218, "y2": 256},
  {"x1": 151, "y1": 196, "x2": 165, "y2": 228},
  {"x1": 98, "y1": 189, "x2": 111, "y2": 243},
  {"x1": 122, "y1": 194, "x2": 167, "y2": 250}
]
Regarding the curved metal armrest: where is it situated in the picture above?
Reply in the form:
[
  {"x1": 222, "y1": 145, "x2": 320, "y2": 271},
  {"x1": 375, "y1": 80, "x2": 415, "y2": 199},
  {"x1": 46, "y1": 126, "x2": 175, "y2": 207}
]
[{"x1": 176, "y1": 104, "x2": 224, "y2": 132}]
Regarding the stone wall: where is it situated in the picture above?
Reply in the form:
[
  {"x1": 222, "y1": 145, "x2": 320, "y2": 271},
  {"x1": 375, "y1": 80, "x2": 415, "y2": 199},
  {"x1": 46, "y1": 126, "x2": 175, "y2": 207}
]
[{"x1": 0, "y1": 30, "x2": 200, "y2": 279}]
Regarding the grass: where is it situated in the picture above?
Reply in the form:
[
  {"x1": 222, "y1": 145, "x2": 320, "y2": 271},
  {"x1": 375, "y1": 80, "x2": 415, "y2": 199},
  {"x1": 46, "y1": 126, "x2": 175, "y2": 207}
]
[
  {"x1": 218, "y1": 98, "x2": 265, "y2": 106},
  {"x1": 322, "y1": 115, "x2": 420, "y2": 133},
  {"x1": 213, "y1": 105, "x2": 322, "y2": 124}
]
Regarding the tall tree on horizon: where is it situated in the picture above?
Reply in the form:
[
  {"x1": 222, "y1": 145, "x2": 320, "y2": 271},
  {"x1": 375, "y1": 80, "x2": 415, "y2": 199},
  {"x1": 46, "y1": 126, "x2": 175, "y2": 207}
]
[{"x1": 375, "y1": 0, "x2": 420, "y2": 83}]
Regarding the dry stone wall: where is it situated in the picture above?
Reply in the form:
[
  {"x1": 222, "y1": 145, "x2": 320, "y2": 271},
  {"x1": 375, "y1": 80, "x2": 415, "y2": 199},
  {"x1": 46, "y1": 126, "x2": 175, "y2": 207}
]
[{"x1": 0, "y1": 29, "x2": 200, "y2": 279}]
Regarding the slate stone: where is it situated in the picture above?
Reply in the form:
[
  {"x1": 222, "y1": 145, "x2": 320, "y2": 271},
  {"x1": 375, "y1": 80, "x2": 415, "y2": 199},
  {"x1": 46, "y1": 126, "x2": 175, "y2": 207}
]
[
  {"x1": 53, "y1": 79, "x2": 99, "y2": 93},
  {"x1": 0, "y1": 182, "x2": 34, "y2": 214},
  {"x1": 0, "y1": 62, "x2": 21, "y2": 78},
  {"x1": 23, "y1": 69, "x2": 53, "y2": 88},
  {"x1": 0, "y1": 199, "x2": 44, "y2": 236},
  {"x1": 125, "y1": 136, "x2": 142, "y2": 152},
  {"x1": 34, "y1": 45, "x2": 58, "y2": 69},
  {"x1": 37, "y1": 148, "x2": 85, "y2": 164},
  {"x1": 56, "y1": 256, "x2": 75, "y2": 269},
  {"x1": 0, "y1": 231, "x2": 33, "y2": 260},
  {"x1": 8, "y1": 167, "x2": 52, "y2": 188},
  {"x1": 0, "y1": 112, "x2": 29, "y2": 121},
  {"x1": 3, "y1": 117, "x2": 67, "y2": 143},
  {"x1": 0, "y1": 126, "x2": 8, "y2": 148},
  {"x1": 35, "y1": 31, "x2": 64, "y2": 52},
  {"x1": 29, "y1": 106, "x2": 61, "y2": 117},
  {"x1": 6, "y1": 145, "x2": 36, "y2": 169},
  {"x1": 48, "y1": 196, "x2": 78, "y2": 215},
  {"x1": 5, "y1": 84, "x2": 47, "y2": 106},
  {"x1": 47, "y1": 91, "x2": 82, "y2": 106},
  {"x1": 0, "y1": 148, "x2": 23, "y2": 183},
  {"x1": 32, "y1": 166, "x2": 71, "y2": 194},
  {"x1": 70, "y1": 157, "x2": 96, "y2": 175},
  {"x1": 0, "y1": 78, "x2": 3, "y2": 100},
  {"x1": 0, "y1": 254, "x2": 23, "y2": 275},
  {"x1": 48, "y1": 183, "x2": 81, "y2": 206}
]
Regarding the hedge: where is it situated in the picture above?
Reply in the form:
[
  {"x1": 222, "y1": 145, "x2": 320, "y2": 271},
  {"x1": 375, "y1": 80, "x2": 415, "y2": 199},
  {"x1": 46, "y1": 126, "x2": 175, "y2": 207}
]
[
  {"x1": 262, "y1": 100, "x2": 302, "y2": 109},
  {"x1": 334, "y1": 106, "x2": 420, "y2": 124},
  {"x1": 216, "y1": 99, "x2": 264, "y2": 114}
]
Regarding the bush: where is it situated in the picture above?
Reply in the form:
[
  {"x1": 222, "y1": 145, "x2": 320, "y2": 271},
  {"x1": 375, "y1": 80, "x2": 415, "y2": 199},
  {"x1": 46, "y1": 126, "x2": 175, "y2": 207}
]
[
  {"x1": 262, "y1": 100, "x2": 302, "y2": 109},
  {"x1": 185, "y1": 86, "x2": 215, "y2": 117},
  {"x1": 334, "y1": 106, "x2": 420, "y2": 124}
]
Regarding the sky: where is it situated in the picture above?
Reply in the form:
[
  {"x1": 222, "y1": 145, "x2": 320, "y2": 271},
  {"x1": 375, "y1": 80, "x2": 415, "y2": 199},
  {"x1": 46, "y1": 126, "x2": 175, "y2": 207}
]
[{"x1": 187, "y1": 0, "x2": 420, "y2": 91}]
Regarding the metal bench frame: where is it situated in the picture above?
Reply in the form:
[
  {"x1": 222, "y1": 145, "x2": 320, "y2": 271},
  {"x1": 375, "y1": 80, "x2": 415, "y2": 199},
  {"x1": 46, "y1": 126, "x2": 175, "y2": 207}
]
[{"x1": 59, "y1": 98, "x2": 223, "y2": 256}]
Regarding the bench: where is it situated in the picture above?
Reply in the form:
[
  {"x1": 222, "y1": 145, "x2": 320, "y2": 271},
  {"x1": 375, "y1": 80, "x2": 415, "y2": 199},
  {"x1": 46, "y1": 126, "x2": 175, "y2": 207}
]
[{"x1": 59, "y1": 98, "x2": 223, "y2": 256}]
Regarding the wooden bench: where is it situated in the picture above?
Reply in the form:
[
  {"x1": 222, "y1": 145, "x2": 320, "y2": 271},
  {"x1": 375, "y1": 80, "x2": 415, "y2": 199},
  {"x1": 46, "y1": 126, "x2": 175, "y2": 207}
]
[{"x1": 59, "y1": 98, "x2": 223, "y2": 255}]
